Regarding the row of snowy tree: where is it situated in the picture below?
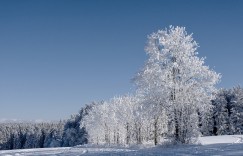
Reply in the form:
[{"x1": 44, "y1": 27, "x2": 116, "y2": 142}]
[
  {"x1": 83, "y1": 86, "x2": 243, "y2": 146},
  {"x1": 2, "y1": 85, "x2": 242, "y2": 150},
  {"x1": 83, "y1": 95, "x2": 168, "y2": 145},
  {"x1": 81, "y1": 86, "x2": 243, "y2": 145},
  {"x1": 83, "y1": 26, "x2": 221, "y2": 145},
  {"x1": 0, "y1": 104, "x2": 92, "y2": 150}
]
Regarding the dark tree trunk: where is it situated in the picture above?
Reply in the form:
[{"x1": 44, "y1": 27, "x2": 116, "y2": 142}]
[{"x1": 154, "y1": 117, "x2": 158, "y2": 145}]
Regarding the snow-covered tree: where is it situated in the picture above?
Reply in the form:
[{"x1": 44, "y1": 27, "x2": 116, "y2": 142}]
[
  {"x1": 135, "y1": 94, "x2": 168, "y2": 145},
  {"x1": 229, "y1": 86, "x2": 243, "y2": 134},
  {"x1": 62, "y1": 104, "x2": 93, "y2": 147},
  {"x1": 210, "y1": 86, "x2": 243, "y2": 136},
  {"x1": 0, "y1": 122, "x2": 65, "y2": 150},
  {"x1": 134, "y1": 26, "x2": 221, "y2": 143},
  {"x1": 83, "y1": 95, "x2": 142, "y2": 145},
  {"x1": 82, "y1": 101, "x2": 107, "y2": 144},
  {"x1": 211, "y1": 89, "x2": 231, "y2": 135}
]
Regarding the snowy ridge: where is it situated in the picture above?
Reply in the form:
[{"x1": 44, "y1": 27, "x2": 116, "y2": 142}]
[{"x1": 1, "y1": 135, "x2": 243, "y2": 156}]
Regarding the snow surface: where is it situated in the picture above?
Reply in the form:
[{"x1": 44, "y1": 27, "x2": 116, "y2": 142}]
[{"x1": 1, "y1": 135, "x2": 243, "y2": 156}]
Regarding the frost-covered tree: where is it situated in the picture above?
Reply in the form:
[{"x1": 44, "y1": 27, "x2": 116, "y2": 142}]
[
  {"x1": 212, "y1": 89, "x2": 230, "y2": 135},
  {"x1": 211, "y1": 86, "x2": 243, "y2": 135},
  {"x1": 105, "y1": 95, "x2": 139, "y2": 145},
  {"x1": 229, "y1": 86, "x2": 243, "y2": 134},
  {"x1": 82, "y1": 101, "x2": 107, "y2": 144},
  {"x1": 62, "y1": 104, "x2": 93, "y2": 147},
  {"x1": 135, "y1": 94, "x2": 168, "y2": 145},
  {"x1": 83, "y1": 95, "x2": 142, "y2": 145},
  {"x1": 134, "y1": 26, "x2": 221, "y2": 143}
]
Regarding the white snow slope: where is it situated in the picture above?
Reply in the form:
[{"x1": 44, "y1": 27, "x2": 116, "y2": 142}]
[{"x1": 1, "y1": 135, "x2": 243, "y2": 156}]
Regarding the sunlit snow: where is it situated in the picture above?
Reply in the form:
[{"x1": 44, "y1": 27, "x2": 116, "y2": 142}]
[{"x1": 1, "y1": 135, "x2": 243, "y2": 156}]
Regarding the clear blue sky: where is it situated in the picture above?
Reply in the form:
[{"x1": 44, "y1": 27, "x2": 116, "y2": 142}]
[{"x1": 0, "y1": 0, "x2": 243, "y2": 120}]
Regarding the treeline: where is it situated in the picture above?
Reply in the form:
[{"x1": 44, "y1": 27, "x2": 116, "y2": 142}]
[
  {"x1": 1, "y1": 86, "x2": 243, "y2": 150},
  {"x1": 0, "y1": 104, "x2": 92, "y2": 150},
  {"x1": 83, "y1": 96, "x2": 169, "y2": 145},
  {"x1": 82, "y1": 26, "x2": 243, "y2": 146},
  {"x1": 0, "y1": 122, "x2": 63, "y2": 149},
  {"x1": 83, "y1": 86, "x2": 243, "y2": 146}
]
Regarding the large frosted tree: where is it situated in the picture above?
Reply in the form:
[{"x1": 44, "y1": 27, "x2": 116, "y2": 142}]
[{"x1": 134, "y1": 26, "x2": 221, "y2": 143}]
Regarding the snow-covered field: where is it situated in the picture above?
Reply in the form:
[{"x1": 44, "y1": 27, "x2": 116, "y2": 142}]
[{"x1": 1, "y1": 135, "x2": 243, "y2": 156}]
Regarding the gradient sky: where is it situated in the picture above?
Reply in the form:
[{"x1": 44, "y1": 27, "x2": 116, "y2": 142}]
[{"x1": 0, "y1": 0, "x2": 243, "y2": 120}]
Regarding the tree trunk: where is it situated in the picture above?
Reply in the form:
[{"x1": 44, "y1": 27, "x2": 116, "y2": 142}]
[
  {"x1": 126, "y1": 123, "x2": 130, "y2": 145},
  {"x1": 117, "y1": 131, "x2": 119, "y2": 144},
  {"x1": 174, "y1": 110, "x2": 179, "y2": 142},
  {"x1": 154, "y1": 117, "x2": 158, "y2": 145}
]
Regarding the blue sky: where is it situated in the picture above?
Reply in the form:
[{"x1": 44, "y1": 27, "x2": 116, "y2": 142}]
[{"x1": 0, "y1": 0, "x2": 243, "y2": 120}]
